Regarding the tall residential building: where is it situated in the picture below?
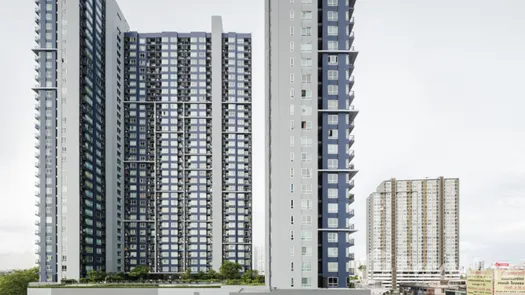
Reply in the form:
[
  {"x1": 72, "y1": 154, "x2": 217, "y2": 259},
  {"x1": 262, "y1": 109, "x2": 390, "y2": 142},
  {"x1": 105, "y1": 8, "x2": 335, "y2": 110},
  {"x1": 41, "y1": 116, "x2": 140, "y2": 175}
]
[
  {"x1": 366, "y1": 177, "x2": 460, "y2": 288},
  {"x1": 266, "y1": 0, "x2": 358, "y2": 289},
  {"x1": 34, "y1": 0, "x2": 252, "y2": 281},
  {"x1": 34, "y1": 0, "x2": 129, "y2": 282},
  {"x1": 122, "y1": 17, "x2": 252, "y2": 273}
]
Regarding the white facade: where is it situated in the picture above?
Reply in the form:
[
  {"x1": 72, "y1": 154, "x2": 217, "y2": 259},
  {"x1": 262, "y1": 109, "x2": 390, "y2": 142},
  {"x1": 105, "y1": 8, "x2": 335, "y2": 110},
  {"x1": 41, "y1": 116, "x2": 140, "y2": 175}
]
[
  {"x1": 266, "y1": 0, "x2": 358, "y2": 289},
  {"x1": 366, "y1": 177, "x2": 460, "y2": 288}
]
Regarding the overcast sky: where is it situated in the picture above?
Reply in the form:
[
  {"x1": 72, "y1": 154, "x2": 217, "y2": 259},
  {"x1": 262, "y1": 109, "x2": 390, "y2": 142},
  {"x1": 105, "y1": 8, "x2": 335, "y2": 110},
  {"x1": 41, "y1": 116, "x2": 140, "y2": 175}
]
[{"x1": 1, "y1": 0, "x2": 525, "y2": 270}]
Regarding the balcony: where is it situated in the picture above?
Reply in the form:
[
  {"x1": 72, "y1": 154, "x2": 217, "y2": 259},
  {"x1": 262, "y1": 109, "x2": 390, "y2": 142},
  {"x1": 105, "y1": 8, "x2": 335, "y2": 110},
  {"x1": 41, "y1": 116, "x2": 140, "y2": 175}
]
[
  {"x1": 348, "y1": 179, "x2": 355, "y2": 190},
  {"x1": 348, "y1": 150, "x2": 355, "y2": 161},
  {"x1": 348, "y1": 134, "x2": 355, "y2": 147},
  {"x1": 348, "y1": 193, "x2": 354, "y2": 205},
  {"x1": 35, "y1": 6, "x2": 40, "y2": 14},
  {"x1": 348, "y1": 209, "x2": 355, "y2": 218}
]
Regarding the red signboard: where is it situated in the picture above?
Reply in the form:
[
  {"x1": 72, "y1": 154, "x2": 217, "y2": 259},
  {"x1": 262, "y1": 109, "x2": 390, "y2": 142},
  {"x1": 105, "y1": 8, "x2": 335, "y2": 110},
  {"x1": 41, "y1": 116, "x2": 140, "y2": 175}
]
[{"x1": 495, "y1": 262, "x2": 510, "y2": 267}]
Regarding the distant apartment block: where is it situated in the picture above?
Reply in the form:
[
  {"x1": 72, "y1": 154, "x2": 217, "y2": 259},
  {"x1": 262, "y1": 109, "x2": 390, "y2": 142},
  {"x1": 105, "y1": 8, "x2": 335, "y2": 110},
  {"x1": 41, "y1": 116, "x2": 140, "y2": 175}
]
[
  {"x1": 34, "y1": 0, "x2": 252, "y2": 282},
  {"x1": 366, "y1": 177, "x2": 460, "y2": 288},
  {"x1": 266, "y1": 0, "x2": 358, "y2": 289}
]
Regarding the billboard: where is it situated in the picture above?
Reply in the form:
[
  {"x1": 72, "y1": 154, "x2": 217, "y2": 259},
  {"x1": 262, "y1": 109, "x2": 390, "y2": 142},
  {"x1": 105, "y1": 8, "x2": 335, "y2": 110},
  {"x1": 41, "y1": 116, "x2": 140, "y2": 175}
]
[
  {"x1": 494, "y1": 270, "x2": 525, "y2": 295},
  {"x1": 467, "y1": 270, "x2": 494, "y2": 295}
]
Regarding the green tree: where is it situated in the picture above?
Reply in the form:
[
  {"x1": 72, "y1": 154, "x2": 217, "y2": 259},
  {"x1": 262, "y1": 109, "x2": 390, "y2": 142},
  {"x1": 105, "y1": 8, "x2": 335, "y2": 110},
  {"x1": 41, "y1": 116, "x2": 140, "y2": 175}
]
[
  {"x1": 219, "y1": 261, "x2": 242, "y2": 280},
  {"x1": 241, "y1": 269, "x2": 258, "y2": 283},
  {"x1": 182, "y1": 269, "x2": 192, "y2": 281},
  {"x1": 196, "y1": 271, "x2": 206, "y2": 280},
  {"x1": 105, "y1": 272, "x2": 125, "y2": 283},
  {"x1": 0, "y1": 267, "x2": 39, "y2": 295},
  {"x1": 129, "y1": 265, "x2": 150, "y2": 281},
  {"x1": 87, "y1": 270, "x2": 106, "y2": 283},
  {"x1": 207, "y1": 269, "x2": 219, "y2": 281}
]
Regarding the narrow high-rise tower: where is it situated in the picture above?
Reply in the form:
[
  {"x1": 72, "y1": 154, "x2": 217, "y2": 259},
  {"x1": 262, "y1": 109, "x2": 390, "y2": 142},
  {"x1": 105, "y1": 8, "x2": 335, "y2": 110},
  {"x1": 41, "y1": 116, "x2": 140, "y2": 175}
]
[
  {"x1": 122, "y1": 17, "x2": 253, "y2": 274},
  {"x1": 266, "y1": 0, "x2": 358, "y2": 289},
  {"x1": 34, "y1": 0, "x2": 129, "y2": 282}
]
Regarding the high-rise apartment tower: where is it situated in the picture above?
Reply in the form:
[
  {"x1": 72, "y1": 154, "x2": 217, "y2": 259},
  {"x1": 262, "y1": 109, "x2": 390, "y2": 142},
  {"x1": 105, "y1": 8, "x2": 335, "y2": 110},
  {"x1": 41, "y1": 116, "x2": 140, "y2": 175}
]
[
  {"x1": 34, "y1": 0, "x2": 252, "y2": 281},
  {"x1": 122, "y1": 17, "x2": 252, "y2": 274},
  {"x1": 266, "y1": 0, "x2": 358, "y2": 289},
  {"x1": 366, "y1": 177, "x2": 460, "y2": 288},
  {"x1": 34, "y1": 0, "x2": 129, "y2": 282}
]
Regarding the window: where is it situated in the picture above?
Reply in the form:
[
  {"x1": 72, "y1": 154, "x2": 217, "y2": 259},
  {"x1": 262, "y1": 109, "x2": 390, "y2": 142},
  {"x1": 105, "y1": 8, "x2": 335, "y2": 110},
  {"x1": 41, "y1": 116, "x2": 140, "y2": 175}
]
[
  {"x1": 290, "y1": 88, "x2": 295, "y2": 98},
  {"x1": 301, "y1": 42, "x2": 312, "y2": 52},
  {"x1": 328, "y1": 174, "x2": 338, "y2": 184},
  {"x1": 290, "y1": 120, "x2": 295, "y2": 130},
  {"x1": 328, "y1": 218, "x2": 338, "y2": 228},
  {"x1": 327, "y1": 159, "x2": 338, "y2": 169},
  {"x1": 301, "y1": 199, "x2": 312, "y2": 210},
  {"x1": 328, "y1": 85, "x2": 338, "y2": 95},
  {"x1": 301, "y1": 58, "x2": 312, "y2": 67},
  {"x1": 328, "y1": 129, "x2": 338, "y2": 138},
  {"x1": 301, "y1": 184, "x2": 312, "y2": 194},
  {"x1": 290, "y1": 73, "x2": 295, "y2": 83},
  {"x1": 328, "y1": 247, "x2": 338, "y2": 257},
  {"x1": 290, "y1": 183, "x2": 295, "y2": 193},
  {"x1": 301, "y1": 120, "x2": 312, "y2": 130},
  {"x1": 291, "y1": 262, "x2": 294, "y2": 271},
  {"x1": 290, "y1": 10, "x2": 295, "y2": 20},
  {"x1": 301, "y1": 11, "x2": 312, "y2": 20},
  {"x1": 302, "y1": 168, "x2": 312, "y2": 178},
  {"x1": 290, "y1": 168, "x2": 295, "y2": 178},
  {"x1": 291, "y1": 278, "x2": 294, "y2": 287},
  {"x1": 290, "y1": 42, "x2": 295, "y2": 52},
  {"x1": 328, "y1": 144, "x2": 338, "y2": 154},
  {"x1": 328, "y1": 188, "x2": 338, "y2": 199},
  {"x1": 301, "y1": 152, "x2": 311, "y2": 163},
  {"x1": 301, "y1": 89, "x2": 312, "y2": 99},
  {"x1": 301, "y1": 246, "x2": 312, "y2": 256},
  {"x1": 290, "y1": 136, "x2": 295, "y2": 147},
  {"x1": 301, "y1": 0, "x2": 313, "y2": 3},
  {"x1": 328, "y1": 41, "x2": 339, "y2": 50},
  {"x1": 328, "y1": 232, "x2": 338, "y2": 243},
  {"x1": 328, "y1": 70, "x2": 339, "y2": 80},
  {"x1": 328, "y1": 203, "x2": 338, "y2": 213},
  {"x1": 327, "y1": 11, "x2": 338, "y2": 21},
  {"x1": 302, "y1": 215, "x2": 312, "y2": 225},
  {"x1": 328, "y1": 55, "x2": 338, "y2": 65},
  {"x1": 290, "y1": 26, "x2": 295, "y2": 36},
  {"x1": 301, "y1": 277, "x2": 312, "y2": 287},
  {"x1": 290, "y1": 152, "x2": 295, "y2": 162},
  {"x1": 328, "y1": 277, "x2": 338, "y2": 287},
  {"x1": 302, "y1": 74, "x2": 312, "y2": 83},
  {"x1": 302, "y1": 262, "x2": 312, "y2": 272},
  {"x1": 302, "y1": 27, "x2": 312, "y2": 36},
  {"x1": 328, "y1": 0, "x2": 338, "y2": 6},
  {"x1": 290, "y1": 105, "x2": 295, "y2": 115},
  {"x1": 328, "y1": 262, "x2": 338, "y2": 272},
  {"x1": 301, "y1": 230, "x2": 312, "y2": 241},
  {"x1": 328, "y1": 26, "x2": 338, "y2": 36},
  {"x1": 290, "y1": 57, "x2": 295, "y2": 68}
]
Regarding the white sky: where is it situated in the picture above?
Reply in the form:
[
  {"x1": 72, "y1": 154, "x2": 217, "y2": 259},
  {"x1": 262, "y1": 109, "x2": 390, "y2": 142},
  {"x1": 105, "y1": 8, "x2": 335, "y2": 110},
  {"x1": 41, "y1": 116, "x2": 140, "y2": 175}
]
[{"x1": 1, "y1": 0, "x2": 525, "y2": 270}]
